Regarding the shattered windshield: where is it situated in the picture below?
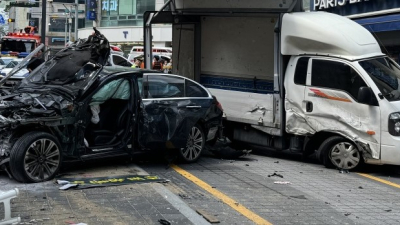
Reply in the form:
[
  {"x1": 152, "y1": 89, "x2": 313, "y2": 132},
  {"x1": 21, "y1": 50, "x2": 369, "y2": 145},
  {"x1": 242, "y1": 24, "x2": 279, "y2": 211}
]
[
  {"x1": 19, "y1": 61, "x2": 101, "y2": 90},
  {"x1": 359, "y1": 57, "x2": 400, "y2": 101}
]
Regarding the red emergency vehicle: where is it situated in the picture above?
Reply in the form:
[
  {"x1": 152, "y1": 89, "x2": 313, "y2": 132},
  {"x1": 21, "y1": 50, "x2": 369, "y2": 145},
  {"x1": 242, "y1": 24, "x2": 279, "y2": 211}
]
[{"x1": 1, "y1": 27, "x2": 41, "y2": 58}]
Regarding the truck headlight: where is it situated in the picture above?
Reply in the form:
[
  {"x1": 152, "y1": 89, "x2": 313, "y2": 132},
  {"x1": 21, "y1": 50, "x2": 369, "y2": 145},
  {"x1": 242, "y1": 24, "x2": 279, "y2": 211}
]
[{"x1": 389, "y1": 112, "x2": 400, "y2": 136}]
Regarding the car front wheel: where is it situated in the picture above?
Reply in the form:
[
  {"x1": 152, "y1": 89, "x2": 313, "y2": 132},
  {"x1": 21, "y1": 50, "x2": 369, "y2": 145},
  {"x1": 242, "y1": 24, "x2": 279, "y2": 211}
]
[
  {"x1": 10, "y1": 132, "x2": 62, "y2": 183},
  {"x1": 179, "y1": 124, "x2": 205, "y2": 163},
  {"x1": 320, "y1": 136, "x2": 361, "y2": 170}
]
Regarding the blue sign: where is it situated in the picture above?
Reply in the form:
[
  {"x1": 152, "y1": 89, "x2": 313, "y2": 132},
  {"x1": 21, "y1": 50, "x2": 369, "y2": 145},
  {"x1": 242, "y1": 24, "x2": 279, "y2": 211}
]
[
  {"x1": 0, "y1": 15, "x2": 5, "y2": 25},
  {"x1": 87, "y1": 0, "x2": 97, "y2": 9},
  {"x1": 87, "y1": 11, "x2": 96, "y2": 20}
]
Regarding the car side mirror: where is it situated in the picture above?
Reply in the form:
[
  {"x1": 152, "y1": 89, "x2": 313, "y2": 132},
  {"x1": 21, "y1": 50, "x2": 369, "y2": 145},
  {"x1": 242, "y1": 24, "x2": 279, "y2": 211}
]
[{"x1": 358, "y1": 86, "x2": 373, "y2": 105}]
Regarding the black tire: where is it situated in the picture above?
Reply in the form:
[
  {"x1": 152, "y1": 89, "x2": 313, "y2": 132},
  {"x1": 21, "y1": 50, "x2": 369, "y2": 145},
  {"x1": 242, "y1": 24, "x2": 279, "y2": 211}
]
[
  {"x1": 319, "y1": 136, "x2": 361, "y2": 170},
  {"x1": 10, "y1": 132, "x2": 62, "y2": 183},
  {"x1": 179, "y1": 124, "x2": 205, "y2": 163}
]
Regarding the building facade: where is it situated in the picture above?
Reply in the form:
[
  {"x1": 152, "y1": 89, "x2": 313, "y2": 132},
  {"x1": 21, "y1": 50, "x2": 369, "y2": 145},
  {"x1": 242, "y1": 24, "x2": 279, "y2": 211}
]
[
  {"x1": 79, "y1": 0, "x2": 172, "y2": 55},
  {"x1": 312, "y1": 0, "x2": 400, "y2": 63}
]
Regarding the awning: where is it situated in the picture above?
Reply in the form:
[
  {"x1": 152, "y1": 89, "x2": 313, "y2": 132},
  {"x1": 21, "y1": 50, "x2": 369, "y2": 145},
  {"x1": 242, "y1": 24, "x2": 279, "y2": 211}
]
[{"x1": 355, "y1": 14, "x2": 400, "y2": 32}]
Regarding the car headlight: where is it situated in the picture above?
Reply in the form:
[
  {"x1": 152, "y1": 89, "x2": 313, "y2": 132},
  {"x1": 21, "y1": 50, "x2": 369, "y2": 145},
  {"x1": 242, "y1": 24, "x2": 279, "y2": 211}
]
[{"x1": 389, "y1": 112, "x2": 400, "y2": 136}]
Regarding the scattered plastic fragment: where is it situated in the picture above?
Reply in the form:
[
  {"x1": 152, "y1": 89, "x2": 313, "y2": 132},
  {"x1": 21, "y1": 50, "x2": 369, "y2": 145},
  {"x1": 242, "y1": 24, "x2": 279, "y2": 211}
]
[
  {"x1": 358, "y1": 186, "x2": 363, "y2": 189},
  {"x1": 344, "y1": 213, "x2": 351, "y2": 216},
  {"x1": 339, "y1": 169, "x2": 349, "y2": 174},
  {"x1": 290, "y1": 195, "x2": 307, "y2": 200},
  {"x1": 59, "y1": 183, "x2": 79, "y2": 190},
  {"x1": 274, "y1": 181, "x2": 290, "y2": 184},
  {"x1": 158, "y1": 219, "x2": 171, "y2": 225},
  {"x1": 65, "y1": 221, "x2": 87, "y2": 225},
  {"x1": 268, "y1": 173, "x2": 284, "y2": 178},
  {"x1": 178, "y1": 194, "x2": 190, "y2": 199},
  {"x1": 384, "y1": 209, "x2": 392, "y2": 212},
  {"x1": 274, "y1": 161, "x2": 279, "y2": 163},
  {"x1": 57, "y1": 180, "x2": 70, "y2": 185}
]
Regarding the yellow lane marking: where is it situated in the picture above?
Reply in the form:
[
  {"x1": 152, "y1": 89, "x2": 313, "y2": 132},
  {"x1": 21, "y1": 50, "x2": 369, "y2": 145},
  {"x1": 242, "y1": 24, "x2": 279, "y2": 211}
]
[
  {"x1": 357, "y1": 173, "x2": 400, "y2": 189},
  {"x1": 171, "y1": 164, "x2": 272, "y2": 225}
]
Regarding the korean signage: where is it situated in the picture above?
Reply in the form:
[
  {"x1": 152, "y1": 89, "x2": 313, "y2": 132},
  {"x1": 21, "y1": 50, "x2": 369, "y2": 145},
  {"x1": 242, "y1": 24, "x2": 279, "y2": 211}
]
[
  {"x1": 102, "y1": 0, "x2": 119, "y2": 12},
  {"x1": 313, "y1": 0, "x2": 369, "y2": 10}
]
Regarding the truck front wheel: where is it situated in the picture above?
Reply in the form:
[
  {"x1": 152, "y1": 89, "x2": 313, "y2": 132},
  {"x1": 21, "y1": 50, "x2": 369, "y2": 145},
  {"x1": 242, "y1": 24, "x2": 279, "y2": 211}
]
[{"x1": 319, "y1": 136, "x2": 361, "y2": 170}]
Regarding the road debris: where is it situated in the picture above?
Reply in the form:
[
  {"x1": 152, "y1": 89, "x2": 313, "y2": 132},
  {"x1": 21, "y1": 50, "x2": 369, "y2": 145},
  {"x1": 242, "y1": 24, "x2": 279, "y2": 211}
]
[
  {"x1": 384, "y1": 209, "x2": 392, "y2": 212},
  {"x1": 290, "y1": 195, "x2": 307, "y2": 200},
  {"x1": 339, "y1": 169, "x2": 349, "y2": 174},
  {"x1": 268, "y1": 172, "x2": 284, "y2": 178},
  {"x1": 158, "y1": 219, "x2": 171, "y2": 225},
  {"x1": 196, "y1": 209, "x2": 220, "y2": 223},
  {"x1": 274, "y1": 181, "x2": 291, "y2": 184},
  {"x1": 178, "y1": 194, "x2": 190, "y2": 199},
  {"x1": 59, "y1": 183, "x2": 79, "y2": 190},
  {"x1": 358, "y1": 186, "x2": 363, "y2": 189},
  {"x1": 57, "y1": 175, "x2": 166, "y2": 189}
]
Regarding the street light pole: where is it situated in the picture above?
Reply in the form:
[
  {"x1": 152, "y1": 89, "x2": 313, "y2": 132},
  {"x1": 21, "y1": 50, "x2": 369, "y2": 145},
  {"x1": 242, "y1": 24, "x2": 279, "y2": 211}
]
[
  {"x1": 69, "y1": 6, "x2": 72, "y2": 42},
  {"x1": 74, "y1": 0, "x2": 78, "y2": 41},
  {"x1": 41, "y1": 0, "x2": 46, "y2": 45}
]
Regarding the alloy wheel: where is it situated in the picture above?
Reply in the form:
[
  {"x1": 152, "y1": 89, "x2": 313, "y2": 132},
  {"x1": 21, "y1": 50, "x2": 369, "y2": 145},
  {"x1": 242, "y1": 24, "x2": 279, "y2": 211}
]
[
  {"x1": 181, "y1": 126, "x2": 204, "y2": 161},
  {"x1": 23, "y1": 138, "x2": 61, "y2": 181}
]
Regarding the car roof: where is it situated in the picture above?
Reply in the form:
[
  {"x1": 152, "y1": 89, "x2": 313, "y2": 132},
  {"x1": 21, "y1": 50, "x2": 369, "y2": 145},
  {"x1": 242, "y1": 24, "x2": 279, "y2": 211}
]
[{"x1": 99, "y1": 66, "x2": 158, "y2": 77}]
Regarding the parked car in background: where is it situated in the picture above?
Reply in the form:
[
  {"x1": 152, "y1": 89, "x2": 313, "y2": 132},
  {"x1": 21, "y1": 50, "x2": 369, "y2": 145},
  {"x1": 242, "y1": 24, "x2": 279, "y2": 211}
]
[
  {"x1": 110, "y1": 45, "x2": 124, "y2": 56},
  {"x1": 0, "y1": 58, "x2": 29, "y2": 87},
  {"x1": 107, "y1": 54, "x2": 132, "y2": 67},
  {"x1": 130, "y1": 46, "x2": 172, "y2": 57},
  {"x1": 0, "y1": 57, "x2": 15, "y2": 70}
]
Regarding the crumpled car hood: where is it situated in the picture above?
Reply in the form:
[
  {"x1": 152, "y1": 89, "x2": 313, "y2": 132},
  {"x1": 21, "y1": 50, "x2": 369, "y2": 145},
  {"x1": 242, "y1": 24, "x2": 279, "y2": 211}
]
[{"x1": 0, "y1": 89, "x2": 74, "y2": 127}]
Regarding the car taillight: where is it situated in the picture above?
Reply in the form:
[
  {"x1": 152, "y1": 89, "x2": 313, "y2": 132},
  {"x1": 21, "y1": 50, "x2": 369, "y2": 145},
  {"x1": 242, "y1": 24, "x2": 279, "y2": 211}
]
[
  {"x1": 111, "y1": 46, "x2": 122, "y2": 52},
  {"x1": 213, "y1": 96, "x2": 223, "y2": 112}
]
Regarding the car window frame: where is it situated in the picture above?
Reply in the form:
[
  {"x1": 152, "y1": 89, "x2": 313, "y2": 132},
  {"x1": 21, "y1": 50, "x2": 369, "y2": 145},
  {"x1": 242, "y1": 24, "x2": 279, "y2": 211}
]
[
  {"x1": 141, "y1": 73, "x2": 212, "y2": 100},
  {"x1": 309, "y1": 58, "x2": 371, "y2": 102}
]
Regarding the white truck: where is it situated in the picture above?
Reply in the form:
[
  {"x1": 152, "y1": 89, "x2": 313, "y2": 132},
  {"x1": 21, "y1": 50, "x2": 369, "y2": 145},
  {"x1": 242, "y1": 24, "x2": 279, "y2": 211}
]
[{"x1": 144, "y1": 0, "x2": 400, "y2": 170}]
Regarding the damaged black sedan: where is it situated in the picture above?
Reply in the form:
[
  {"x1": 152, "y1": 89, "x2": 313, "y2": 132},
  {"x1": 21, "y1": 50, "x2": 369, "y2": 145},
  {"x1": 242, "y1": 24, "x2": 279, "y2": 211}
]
[{"x1": 0, "y1": 29, "x2": 223, "y2": 182}]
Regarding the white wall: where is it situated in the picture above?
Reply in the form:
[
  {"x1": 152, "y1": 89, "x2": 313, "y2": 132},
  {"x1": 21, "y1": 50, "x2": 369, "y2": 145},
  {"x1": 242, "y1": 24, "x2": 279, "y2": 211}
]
[{"x1": 78, "y1": 25, "x2": 172, "y2": 44}]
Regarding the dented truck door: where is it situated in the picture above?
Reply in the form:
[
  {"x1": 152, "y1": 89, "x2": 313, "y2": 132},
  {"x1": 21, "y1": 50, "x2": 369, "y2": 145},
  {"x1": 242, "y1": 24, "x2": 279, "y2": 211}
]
[
  {"x1": 285, "y1": 56, "x2": 309, "y2": 135},
  {"x1": 303, "y1": 58, "x2": 381, "y2": 160}
]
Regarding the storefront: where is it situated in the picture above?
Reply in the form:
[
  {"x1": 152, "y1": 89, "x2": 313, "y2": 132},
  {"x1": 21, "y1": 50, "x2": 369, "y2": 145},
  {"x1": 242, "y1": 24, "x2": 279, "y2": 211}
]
[{"x1": 312, "y1": 0, "x2": 400, "y2": 62}]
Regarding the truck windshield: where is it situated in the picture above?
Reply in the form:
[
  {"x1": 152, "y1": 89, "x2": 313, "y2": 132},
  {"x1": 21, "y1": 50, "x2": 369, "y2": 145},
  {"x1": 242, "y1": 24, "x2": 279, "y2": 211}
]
[
  {"x1": 359, "y1": 57, "x2": 400, "y2": 101},
  {"x1": 1, "y1": 40, "x2": 35, "y2": 52}
]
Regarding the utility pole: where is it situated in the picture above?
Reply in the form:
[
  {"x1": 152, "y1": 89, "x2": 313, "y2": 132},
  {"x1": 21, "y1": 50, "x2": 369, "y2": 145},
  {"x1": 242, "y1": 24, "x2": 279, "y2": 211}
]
[
  {"x1": 69, "y1": 6, "x2": 72, "y2": 42},
  {"x1": 41, "y1": 0, "x2": 46, "y2": 45},
  {"x1": 74, "y1": 0, "x2": 78, "y2": 41}
]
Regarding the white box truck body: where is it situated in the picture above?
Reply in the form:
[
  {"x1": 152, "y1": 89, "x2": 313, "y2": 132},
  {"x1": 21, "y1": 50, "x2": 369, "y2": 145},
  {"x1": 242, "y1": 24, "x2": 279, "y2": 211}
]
[{"x1": 144, "y1": 0, "x2": 400, "y2": 170}]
